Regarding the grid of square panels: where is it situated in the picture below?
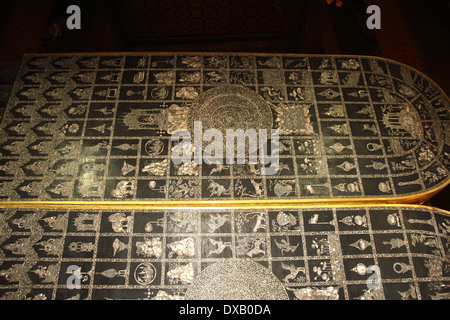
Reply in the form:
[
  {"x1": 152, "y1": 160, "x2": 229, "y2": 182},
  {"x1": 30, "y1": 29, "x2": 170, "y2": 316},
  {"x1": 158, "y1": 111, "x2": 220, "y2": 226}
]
[
  {"x1": 0, "y1": 54, "x2": 448, "y2": 201},
  {"x1": 0, "y1": 206, "x2": 448, "y2": 300}
]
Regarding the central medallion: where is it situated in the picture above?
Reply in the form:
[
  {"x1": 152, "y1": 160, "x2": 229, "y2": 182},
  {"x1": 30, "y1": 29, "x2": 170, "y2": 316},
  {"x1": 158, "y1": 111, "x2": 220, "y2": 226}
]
[
  {"x1": 187, "y1": 85, "x2": 274, "y2": 136},
  {"x1": 184, "y1": 259, "x2": 289, "y2": 300}
]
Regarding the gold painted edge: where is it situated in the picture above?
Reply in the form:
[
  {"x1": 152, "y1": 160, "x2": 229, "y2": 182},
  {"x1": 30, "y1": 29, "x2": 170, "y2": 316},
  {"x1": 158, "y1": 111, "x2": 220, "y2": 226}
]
[
  {"x1": 0, "y1": 177, "x2": 447, "y2": 209},
  {"x1": 0, "y1": 200, "x2": 450, "y2": 214},
  {"x1": 0, "y1": 200, "x2": 448, "y2": 216}
]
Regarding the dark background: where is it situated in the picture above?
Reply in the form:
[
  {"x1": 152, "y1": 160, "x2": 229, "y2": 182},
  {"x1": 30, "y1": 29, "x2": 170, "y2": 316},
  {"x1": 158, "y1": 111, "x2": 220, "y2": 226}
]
[{"x1": 0, "y1": 0, "x2": 449, "y2": 209}]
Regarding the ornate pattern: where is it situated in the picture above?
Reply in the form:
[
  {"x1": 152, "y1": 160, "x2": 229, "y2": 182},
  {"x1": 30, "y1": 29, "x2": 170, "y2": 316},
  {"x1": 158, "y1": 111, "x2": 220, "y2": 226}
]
[
  {"x1": 186, "y1": 85, "x2": 273, "y2": 135},
  {"x1": 0, "y1": 53, "x2": 449, "y2": 203},
  {"x1": 0, "y1": 206, "x2": 449, "y2": 300}
]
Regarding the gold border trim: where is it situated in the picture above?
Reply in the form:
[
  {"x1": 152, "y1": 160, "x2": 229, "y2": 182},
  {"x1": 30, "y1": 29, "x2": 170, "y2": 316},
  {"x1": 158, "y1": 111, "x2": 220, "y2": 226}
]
[
  {"x1": 0, "y1": 200, "x2": 448, "y2": 216},
  {"x1": 0, "y1": 176, "x2": 446, "y2": 209},
  {"x1": 0, "y1": 190, "x2": 442, "y2": 210}
]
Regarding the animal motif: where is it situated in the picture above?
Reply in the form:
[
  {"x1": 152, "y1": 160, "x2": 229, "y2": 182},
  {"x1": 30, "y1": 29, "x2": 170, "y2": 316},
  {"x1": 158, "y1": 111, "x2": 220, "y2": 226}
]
[
  {"x1": 206, "y1": 213, "x2": 230, "y2": 233},
  {"x1": 274, "y1": 237, "x2": 299, "y2": 255},
  {"x1": 208, "y1": 238, "x2": 233, "y2": 256},
  {"x1": 207, "y1": 180, "x2": 230, "y2": 197},
  {"x1": 281, "y1": 262, "x2": 306, "y2": 283}
]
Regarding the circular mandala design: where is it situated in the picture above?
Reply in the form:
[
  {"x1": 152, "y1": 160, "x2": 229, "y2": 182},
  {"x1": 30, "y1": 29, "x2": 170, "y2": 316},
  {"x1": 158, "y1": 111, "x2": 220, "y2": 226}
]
[
  {"x1": 185, "y1": 259, "x2": 289, "y2": 300},
  {"x1": 144, "y1": 138, "x2": 164, "y2": 156},
  {"x1": 134, "y1": 262, "x2": 156, "y2": 285},
  {"x1": 187, "y1": 85, "x2": 273, "y2": 135}
]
